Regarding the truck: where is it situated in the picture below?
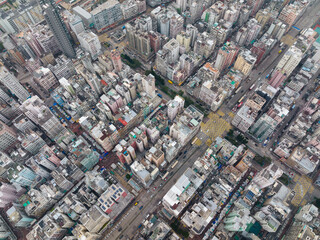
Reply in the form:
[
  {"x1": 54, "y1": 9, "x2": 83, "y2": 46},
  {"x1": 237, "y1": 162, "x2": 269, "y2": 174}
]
[
  {"x1": 249, "y1": 84, "x2": 255, "y2": 90},
  {"x1": 157, "y1": 93, "x2": 163, "y2": 98},
  {"x1": 266, "y1": 74, "x2": 270, "y2": 79}
]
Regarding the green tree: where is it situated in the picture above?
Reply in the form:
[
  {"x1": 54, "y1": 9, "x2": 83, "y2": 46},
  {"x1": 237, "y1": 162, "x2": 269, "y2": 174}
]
[{"x1": 0, "y1": 42, "x2": 4, "y2": 52}]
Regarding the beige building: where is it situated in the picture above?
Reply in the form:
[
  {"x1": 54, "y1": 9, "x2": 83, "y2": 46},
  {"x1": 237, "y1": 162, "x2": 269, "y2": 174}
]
[
  {"x1": 255, "y1": 9, "x2": 272, "y2": 28},
  {"x1": 176, "y1": 31, "x2": 191, "y2": 52},
  {"x1": 234, "y1": 49, "x2": 257, "y2": 76},
  {"x1": 149, "y1": 147, "x2": 164, "y2": 167}
]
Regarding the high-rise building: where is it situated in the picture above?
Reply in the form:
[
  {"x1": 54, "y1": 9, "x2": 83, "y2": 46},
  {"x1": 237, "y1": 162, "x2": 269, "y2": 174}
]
[
  {"x1": 193, "y1": 32, "x2": 216, "y2": 59},
  {"x1": 59, "y1": 78, "x2": 75, "y2": 95},
  {"x1": 176, "y1": 0, "x2": 187, "y2": 12},
  {"x1": 250, "y1": 41, "x2": 267, "y2": 65},
  {"x1": 33, "y1": 67, "x2": 58, "y2": 93},
  {"x1": 215, "y1": 41, "x2": 239, "y2": 71},
  {"x1": 253, "y1": 164, "x2": 283, "y2": 189},
  {"x1": 142, "y1": 74, "x2": 156, "y2": 98},
  {"x1": 250, "y1": 114, "x2": 278, "y2": 142},
  {"x1": 92, "y1": 0, "x2": 123, "y2": 32},
  {"x1": 163, "y1": 38, "x2": 180, "y2": 63},
  {"x1": 255, "y1": 9, "x2": 272, "y2": 28},
  {"x1": 69, "y1": 14, "x2": 85, "y2": 36},
  {"x1": 21, "y1": 132, "x2": 46, "y2": 155},
  {"x1": 73, "y1": 6, "x2": 94, "y2": 28},
  {"x1": 126, "y1": 22, "x2": 153, "y2": 60},
  {"x1": 276, "y1": 46, "x2": 303, "y2": 76},
  {"x1": 234, "y1": 49, "x2": 257, "y2": 76},
  {"x1": 0, "y1": 152, "x2": 14, "y2": 176},
  {"x1": 0, "y1": 182, "x2": 18, "y2": 208},
  {"x1": 278, "y1": 4, "x2": 302, "y2": 29},
  {"x1": 13, "y1": 114, "x2": 37, "y2": 133},
  {"x1": 0, "y1": 1, "x2": 44, "y2": 34},
  {"x1": 169, "y1": 15, "x2": 184, "y2": 39},
  {"x1": 0, "y1": 121, "x2": 17, "y2": 152},
  {"x1": 249, "y1": 0, "x2": 265, "y2": 17},
  {"x1": 149, "y1": 31, "x2": 162, "y2": 53},
  {"x1": 285, "y1": 222, "x2": 319, "y2": 240},
  {"x1": 186, "y1": 24, "x2": 198, "y2": 47},
  {"x1": 6, "y1": 205, "x2": 36, "y2": 227},
  {"x1": 0, "y1": 63, "x2": 30, "y2": 103},
  {"x1": 20, "y1": 96, "x2": 66, "y2": 140},
  {"x1": 245, "y1": 18, "x2": 262, "y2": 46},
  {"x1": 176, "y1": 31, "x2": 191, "y2": 52},
  {"x1": 224, "y1": 208, "x2": 254, "y2": 232},
  {"x1": 77, "y1": 30, "x2": 101, "y2": 60},
  {"x1": 41, "y1": 0, "x2": 76, "y2": 58},
  {"x1": 110, "y1": 50, "x2": 122, "y2": 72},
  {"x1": 24, "y1": 24, "x2": 60, "y2": 57},
  {"x1": 7, "y1": 164, "x2": 37, "y2": 187},
  {"x1": 167, "y1": 95, "x2": 185, "y2": 121}
]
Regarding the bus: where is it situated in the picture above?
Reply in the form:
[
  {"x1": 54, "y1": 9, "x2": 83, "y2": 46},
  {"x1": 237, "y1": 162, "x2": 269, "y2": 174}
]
[
  {"x1": 171, "y1": 161, "x2": 178, "y2": 169},
  {"x1": 238, "y1": 96, "x2": 245, "y2": 103},
  {"x1": 162, "y1": 172, "x2": 169, "y2": 180},
  {"x1": 235, "y1": 87, "x2": 242, "y2": 94}
]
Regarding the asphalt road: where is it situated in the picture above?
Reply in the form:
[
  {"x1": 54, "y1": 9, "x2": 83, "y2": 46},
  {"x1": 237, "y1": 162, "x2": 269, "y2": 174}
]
[
  {"x1": 103, "y1": 136, "x2": 209, "y2": 240},
  {"x1": 101, "y1": 1, "x2": 320, "y2": 239}
]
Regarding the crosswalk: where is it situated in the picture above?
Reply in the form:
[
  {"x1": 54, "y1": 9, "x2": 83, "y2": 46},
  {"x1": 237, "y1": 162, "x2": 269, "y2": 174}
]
[
  {"x1": 201, "y1": 112, "x2": 231, "y2": 141},
  {"x1": 105, "y1": 206, "x2": 136, "y2": 239}
]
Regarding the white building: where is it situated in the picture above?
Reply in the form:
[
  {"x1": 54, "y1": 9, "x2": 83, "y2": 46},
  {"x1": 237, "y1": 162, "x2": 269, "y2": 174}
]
[
  {"x1": 276, "y1": 46, "x2": 303, "y2": 76},
  {"x1": 69, "y1": 14, "x2": 85, "y2": 35},
  {"x1": 0, "y1": 63, "x2": 30, "y2": 103},
  {"x1": 295, "y1": 204, "x2": 319, "y2": 222},
  {"x1": 20, "y1": 96, "x2": 66, "y2": 140},
  {"x1": 167, "y1": 95, "x2": 185, "y2": 121},
  {"x1": 142, "y1": 74, "x2": 156, "y2": 98},
  {"x1": 162, "y1": 168, "x2": 203, "y2": 217},
  {"x1": 91, "y1": 0, "x2": 123, "y2": 32},
  {"x1": 253, "y1": 164, "x2": 283, "y2": 189},
  {"x1": 78, "y1": 30, "x2": 102, "y2": 60}
]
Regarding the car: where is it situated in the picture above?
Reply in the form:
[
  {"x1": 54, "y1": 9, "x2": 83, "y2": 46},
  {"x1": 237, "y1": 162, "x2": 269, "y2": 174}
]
[
  {"x1": 184, "y1": 150, "x2": 187, "y2": 154},
  {"x1": 159, "y1": 183, "x2": 163, "y2": 187},
  {"x1": 139, "y1": 206, "x2": 143, "y2": 210},
  {"x1": 135, "y1": 202, "x2": 138, "y2": 206},
  {"x1": 237, "y1": 101, "x2": 243, "y2": 108},
  {"x1": 153, "y1": 187, "x2": 157, "y2": 191},
  {"x1": 232, "y1": 106, "x2": 237, "y2": 112}
]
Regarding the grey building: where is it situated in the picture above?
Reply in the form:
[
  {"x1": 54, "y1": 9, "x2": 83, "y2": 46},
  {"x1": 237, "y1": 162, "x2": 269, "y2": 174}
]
[
  {"x1": 42, "y1": 0, "x2": 76, "y2": 58},
  {"x1": 91, "y1": 0, "x2": 123, "y2": 32}
]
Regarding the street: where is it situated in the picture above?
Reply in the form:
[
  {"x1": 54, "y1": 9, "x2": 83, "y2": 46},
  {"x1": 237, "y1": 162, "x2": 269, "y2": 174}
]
[{"x1": 103, "y1": 135, "x2": 209, "y2": 240}]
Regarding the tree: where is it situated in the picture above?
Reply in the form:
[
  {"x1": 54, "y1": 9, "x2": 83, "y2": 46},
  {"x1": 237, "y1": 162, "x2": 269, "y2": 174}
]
[{"x1": 0, "y1": 42, "x2": 4, "y2": 52}]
